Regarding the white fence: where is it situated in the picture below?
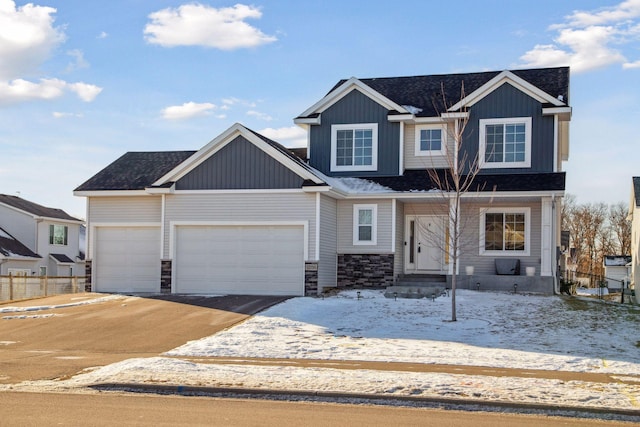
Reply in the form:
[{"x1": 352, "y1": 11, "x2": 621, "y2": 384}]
[{"x1": 0, "y1": 276, "x2": 86, "y2": 302}]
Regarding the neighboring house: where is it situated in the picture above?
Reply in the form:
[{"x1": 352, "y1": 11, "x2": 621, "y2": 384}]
[
  {"x1": 603, "y1": 255, "x2": 631, "y2": 290},
  {"x1": 0, "y1": 195, "x2": 85, "y2": 276},
  {"x1": 629, "y1": 177, "x2": 640, "y2": 290},
  {"x1": 75, "y1": 66, "x2": 570, "y2": 296}
]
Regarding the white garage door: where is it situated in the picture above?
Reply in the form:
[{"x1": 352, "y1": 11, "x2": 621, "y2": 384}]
[
  {"x1": 94, "y1": 227, "x2": 160, "y2": 293},
  {"x1": 174, "y1": 225, "x2": 304, "y2": 296}
]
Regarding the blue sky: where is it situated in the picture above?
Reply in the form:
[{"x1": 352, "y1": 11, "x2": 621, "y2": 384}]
[{"x1": 1, "y1": 0, "x2": 639, "y2": 218}]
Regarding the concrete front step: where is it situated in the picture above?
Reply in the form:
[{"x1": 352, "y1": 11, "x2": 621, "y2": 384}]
[{"x1": 384, "y1": 285, "x2": 447, "y2": 299}]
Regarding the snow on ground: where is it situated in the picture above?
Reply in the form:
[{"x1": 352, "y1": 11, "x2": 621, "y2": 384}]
[
  {"x1": 4, "y1": 290, "x2": 640, "y2": 411},
  {"x1": 0, "y1": 294, "x2": 123, "y2": 314}
]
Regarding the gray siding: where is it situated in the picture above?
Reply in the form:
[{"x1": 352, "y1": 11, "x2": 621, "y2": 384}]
[
  {"x1": 88, "y1": 196, "x2": 162, "y2": 223},
  {"x1": 318, "y1": 194, "x2": 337, "y2": 290},
  {"x1": 163, "y1": 192, "x2": 317, "y2": 259},
  {"x1": 459, "y1": 200, "x2": 542, "y2": 275},
  {"x1": 0, "y1": 205, "x2": 36, "y2": 250},
  {"x1": 309, "y1": 90, "x2": 400, "y2": 177},
  {"x1": 337, "y1": 199, "x2": 394, "y2": 254},
  {"x1": 464, "y1": 83, "x2": 555, "y2": 174},
  {"x1": 176, "y1": 136, "x2": 304, "y2": 190},
  {"x1": 394, "y1": 201, "x2": 404, "y2": 277},
  {"x1": 403, "y1": 123, "x2": 452, "y2": 170}
]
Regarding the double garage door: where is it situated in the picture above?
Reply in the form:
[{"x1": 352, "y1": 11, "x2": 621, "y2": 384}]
[
  {"x1": 174, "y1": 225, "x2": 304, "y2": 296},
  {"x1": 94, "y1": 225, "x2": 304, "y2": 296}
]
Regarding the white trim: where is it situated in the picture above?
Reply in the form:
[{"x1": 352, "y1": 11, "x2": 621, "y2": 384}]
[
  {"x1": 553, "y1": 115, "x2": 558, "y2": 173},
  {"x1": 414, "y1": 123, "x2": 447, "y2": 157},
  {"x1": 449, "y1": 71, "x2": 565, "y2": 111},
  {"x1": 298, "y1": 78, "x2": 407, "y2": 118},
  {"x1": 541, "y1": 197, "x2": 553, "y2": 276},
  {"x1": 170, "y1": 221, "x2": 309, "y2": 262},
  {"x1": 398, "y1": 122, "x2": 404, "y2": 175},
  {"x1": 293, "y1": 116, "x2": 321, "y2": 125},
  {"x1": 478, "y1": 207, "x2": 531, "y2": 257},
  {"x1": 391, "y1": 199, "x2": 396, "y2": 253},
  {"x1": 387, "y1": 114, "x2": 414, "y2": 122},
  {"x1": 160, "y1": 194, "x2": 166, "y2": 259},
  {"x1": 330, "y1": 123, "x2": 378, "y2": 172},
  {"x1": 315, "y1": 193, "x2": 321, "y2": 262},
  {"x1": 352, "y1": 204, "x2": 377, "y2": 246},
  {"x1": 441, "y1": 112, "x2": 469, "y2": 120},
  {"x1": 542, "y1": 106, "x2": 572, "y2": 120},
  {"x1": 479, "y1": 117, "x2": 532, "y2": 169}
]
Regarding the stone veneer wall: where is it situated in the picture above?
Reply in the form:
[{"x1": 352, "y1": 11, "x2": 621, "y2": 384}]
[
  {"x1": 161, "y1": 260, "x2": 172, "y2": 293},
  {"x1": 337, "y1": 254, "x2": 394, "y2": 288},
  {"x1": 84, "y1": 260, "x2": 92, "y2": 292},
  {"x1": 304, "y1": 262, "x2": 318, "y2": 296}
]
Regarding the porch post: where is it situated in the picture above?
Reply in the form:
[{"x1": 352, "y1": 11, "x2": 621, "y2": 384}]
[{"x1": 541, "y1": 197, "x2": 553, "y2": 276}]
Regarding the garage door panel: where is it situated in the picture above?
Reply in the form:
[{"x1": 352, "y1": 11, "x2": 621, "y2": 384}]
[
  {"x1": 174, "y1": 225, "x2": 304, "y2": 296},
  {"x1": 95, "y1": 227, "x2": 160, "y2": 293}
]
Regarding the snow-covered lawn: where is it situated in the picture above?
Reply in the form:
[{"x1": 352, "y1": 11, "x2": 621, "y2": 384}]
[{"x1": 4, "y1": 290, "x2": 640, "y2": 412}]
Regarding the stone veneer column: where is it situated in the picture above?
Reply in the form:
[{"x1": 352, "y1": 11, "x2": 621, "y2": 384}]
[
  {"x1": 304, "y1": 262, "x2": 318, "y2": 296},
  {"x1": 161, "y1": 260, "x2": 172, "y2": 293},
  {"x1": 337, "y1": 254, "x2": 394, "y2": 288},
  {"x1": 84, "y1": 260, "x2": 92, "y2": 292}
]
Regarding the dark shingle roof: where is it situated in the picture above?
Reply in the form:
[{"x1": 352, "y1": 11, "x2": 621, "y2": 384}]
[
  {"x1": 75, "y1": 151, "x2": 196, "y2": 191},
  {"x1": 320, "y1": 67, "x2": 569, "y2": 117},
  {"x1": 50, "y1": 253, "x2": 75, "y2": 264},
  {"x1": 0, "y1": 227, "x2": 41, "y2": 259},
  {"x1": 367, "y1": 170, "x2": 566, "y2": 193},
  {"x1": 633, "y1": 177, "x2": 640, "y2": 207},
  {"x1": 0, "y1": 194, "x2": 80, "y2": 221}
]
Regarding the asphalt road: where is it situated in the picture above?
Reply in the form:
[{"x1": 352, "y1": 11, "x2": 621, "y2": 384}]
[
  {"x1": 0, "y1": 293, "x2": 287, "y2": 383},
  {"x1": 0, "y1": 391, "x2": 632, "y2": 427}
]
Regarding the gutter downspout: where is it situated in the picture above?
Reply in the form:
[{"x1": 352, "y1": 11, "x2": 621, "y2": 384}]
[{"x1": 552, "y1": 193, "x2": 560, "y2": 295}]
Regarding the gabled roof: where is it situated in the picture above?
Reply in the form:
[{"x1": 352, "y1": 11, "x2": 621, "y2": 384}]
[
  {"x1": 0, "y1": 227, "x2": 41, "y2": 259},
  {"x1": 296, "y1": 67, "x2": 569, "y2": 119},
  {"x1": 75, "y1": 124, "x2": 326, "y2": 193},
  {"x1": 50, "y1": 253, "x2": 75, "y2": 264},
  {"x1": 74, "y1": 151, "x2": 196, "y2": 192},
  {"x1": 0, "y1": 194, "x2": 81, "y2": 222}
]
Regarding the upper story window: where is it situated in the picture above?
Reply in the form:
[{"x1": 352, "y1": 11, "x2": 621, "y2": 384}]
[
  {"x1": 331, "y1": 123, "x2": 378, "y2": 172},
  {"x1": 353, "y1": 204, "x2": 377, "y2": 245},
  {"x1": 415, "y1": 124, "x2": 446, "y2": 156},
  {"x1": 480, "y1": 208, "x2": 530, "y2": 256},
  {"x1": 49, "y1": 224, "x2": 68, "y2": 246},
  {"x1": 479, "y1": 117, "x2": 531, "y2": 168}
]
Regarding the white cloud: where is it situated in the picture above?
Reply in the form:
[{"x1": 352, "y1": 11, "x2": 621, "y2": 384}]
[
  {"x1": 259, "y1": 126, "x2": 307, "y2": 147},
  {"x1": 144, "y1": 3, "x2": 277, "y2": 50},
  {"x1": 222, "y1": 97, "x2": 256, "y2": 107},
  {"x1": 0, "y1": 0, "x2": 65, "y2": 80},
  {"x1": 623, "y1": 59, "x2": 640, "y2": 68},
  {"x1": 97, "y1": 31, "x2": 108, "y2": 39},
  {"x1": 161, "y1": 101, "x2": 217, "y2": 120},
  {"x1": 68, "y1": 82, "x2": 102, "y2": 102},
  {"x1": 0, "y1": 78, "x2": 103, "y2": 106},
  {"x1": 246, "y1": 110, "x2": 272, "y2": 121},
  {"x1": 65, "y1": 49, "x2": 89, "y2": 72},
  {"x1": 52, "y1": 111, "x2": 83, "y2": 119},
  {"x1": 520, "y1": 1, "x2": 640, "y2": 73}
]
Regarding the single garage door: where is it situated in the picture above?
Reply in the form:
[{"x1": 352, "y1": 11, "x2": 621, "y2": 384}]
[
  {"x1": 174, "y1": 225, "x2": 304, "y2": 296},
  {"x1": 94, "y1": 227, "x2": 161, "y2": 293}
]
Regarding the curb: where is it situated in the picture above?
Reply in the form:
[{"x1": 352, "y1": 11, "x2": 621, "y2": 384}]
[{"x1": 91, "y1": 382, "x2": 640, "y2": 420}]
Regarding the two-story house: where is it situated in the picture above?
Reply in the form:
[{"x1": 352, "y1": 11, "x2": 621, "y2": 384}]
[
  {"x1": 75, "y1": 66, "x2": 570, "y2": 296},
  {"x1": 0, "y1": 194, "x2": 85, "y2": 276}
]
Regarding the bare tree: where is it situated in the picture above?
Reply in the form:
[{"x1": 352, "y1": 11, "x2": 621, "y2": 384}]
[
  {"x1": 423, "y1": 82, "x2": 483, "y2": 322},
  {"x1": 609, "y1": 202, "x2": 631, "y2": 255}
]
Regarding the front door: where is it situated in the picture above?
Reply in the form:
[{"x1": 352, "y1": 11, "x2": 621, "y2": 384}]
[{"x1": 405, "y1": 215, "x2": 446, "y2": 272}]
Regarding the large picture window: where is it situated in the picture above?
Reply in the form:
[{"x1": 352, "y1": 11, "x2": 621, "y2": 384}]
[
  {"x1": 353, "y1": 204, "x2": 377, "y2": 245},
  {"x1": 480, "y1": 208, "x2": 530, "y2": 255},
  {"x1": 479, "y1": 117, "x2": 531, "y2": 168},
  {"x1": 331, "y1": 124, "x2": 378, "y2": 172},
  {"x1": 49, "y1": 224, "x2": 68, "y2": 246}
]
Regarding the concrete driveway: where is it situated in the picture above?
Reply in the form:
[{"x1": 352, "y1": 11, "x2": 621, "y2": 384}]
[{"x1": 0, "y1": 293, "x2": 287, "y2": 384}]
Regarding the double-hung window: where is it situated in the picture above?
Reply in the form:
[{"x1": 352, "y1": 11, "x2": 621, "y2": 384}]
[
  {"x1": 331, "y1": 123, "x2": 378, "y2": 172},
  {"x1": 353, "y1": 204, "x2": 377, "y2": 245},
  {"x1": 480, "y1": 208, "x2": 530, "y2": 255},
  {"x1": 415, "y1": 124, "x2": 446, "y2": 156},
  {"x1": 49, "y1": 224, "x2": 68, "y2": 246},
  {"x1": 479, "y1": 117, "x2": 531, "y2": 168}
]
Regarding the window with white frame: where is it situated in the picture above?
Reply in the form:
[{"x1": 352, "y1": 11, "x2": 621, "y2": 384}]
[
  {"x1": 480, "y1": 208, "x2": 530, "y2": 255},
  {"x1": 49, "y1": 224, "x2": 68, "y2": 246},
  {"x1": 479, "y1": 117, "x2": 531, "y2": 168},
  {"x1": 39, "y1": 266, "x2": 47, "y2": 276},
  {"x1": 353, "y1": 204, "x2": 377, "y2": 245},
  {"x1": 415, "y1": 124, "x2": 446, "y2": 156},
  {"x1": 331, "y1": 123, "x2": 378, "y2": 172}
]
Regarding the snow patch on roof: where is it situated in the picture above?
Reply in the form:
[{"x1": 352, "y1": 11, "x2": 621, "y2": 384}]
[
  {"x1": 402, "y1": 105, "x2": 423, "y2": 115},
  {"x1": 324, "y1": 176, "x2": 394, "y2": 194}
]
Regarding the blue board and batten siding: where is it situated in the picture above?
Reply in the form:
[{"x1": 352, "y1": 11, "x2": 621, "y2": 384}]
[
  {"x1": 309, "y1": 90, "x2": 400, "y2": 177},
  {"x1": 176, "y1": 136, "x2": 304, "y2": 190},
  {"x1": 463, "y1": 83, "x2": 556, "y2": 175}
]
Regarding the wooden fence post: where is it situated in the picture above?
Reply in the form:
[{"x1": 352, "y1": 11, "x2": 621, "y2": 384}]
[{"x1": 9, "y1": 275, "x2": 13, "y2": 301}]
